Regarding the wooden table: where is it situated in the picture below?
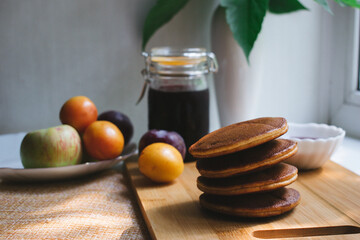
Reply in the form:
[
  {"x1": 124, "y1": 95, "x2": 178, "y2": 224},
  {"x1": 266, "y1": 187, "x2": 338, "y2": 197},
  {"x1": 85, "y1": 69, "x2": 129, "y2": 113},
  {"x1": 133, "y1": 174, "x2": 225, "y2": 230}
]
[{"x1": 125, "y1": 159, "x2": 360, "y2": 239}]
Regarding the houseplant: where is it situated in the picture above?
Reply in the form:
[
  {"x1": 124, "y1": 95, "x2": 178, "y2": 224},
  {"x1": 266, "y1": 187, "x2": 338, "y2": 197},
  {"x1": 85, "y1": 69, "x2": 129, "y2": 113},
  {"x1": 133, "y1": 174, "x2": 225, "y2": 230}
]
[
  {"x1": 141, "y1": 0, "x2": 360, "y2": 126},
  {"x1": 142, "y1": 0, "x2": 360, "y2": 61}
]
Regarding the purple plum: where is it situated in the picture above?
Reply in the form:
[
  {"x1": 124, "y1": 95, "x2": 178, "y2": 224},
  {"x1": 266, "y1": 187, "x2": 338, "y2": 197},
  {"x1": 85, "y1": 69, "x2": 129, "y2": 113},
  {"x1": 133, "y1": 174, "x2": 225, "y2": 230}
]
[
  {"x1": 138, "y1": 129, "x2": 186, "y2": 160},
  {"x1": 98, "y1": 110, "x2": 134, "y2": 145}
]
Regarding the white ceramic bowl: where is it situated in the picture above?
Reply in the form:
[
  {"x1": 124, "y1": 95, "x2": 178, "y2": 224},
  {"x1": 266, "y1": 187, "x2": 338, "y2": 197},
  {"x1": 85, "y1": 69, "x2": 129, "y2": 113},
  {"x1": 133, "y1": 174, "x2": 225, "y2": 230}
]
[{"x1": 282, "y1": 123, "x2": 345, "y2": 170}]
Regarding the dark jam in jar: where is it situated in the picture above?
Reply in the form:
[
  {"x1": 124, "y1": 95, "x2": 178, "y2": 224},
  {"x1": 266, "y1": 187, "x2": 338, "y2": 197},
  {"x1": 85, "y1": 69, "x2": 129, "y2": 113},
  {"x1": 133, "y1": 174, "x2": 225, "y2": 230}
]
[
  {"x1": 148, "y1": 87, "x2": 209, "y2": 162},
  {"x1": 142, "y1": 47, "x2": 218, "y2": 162}
]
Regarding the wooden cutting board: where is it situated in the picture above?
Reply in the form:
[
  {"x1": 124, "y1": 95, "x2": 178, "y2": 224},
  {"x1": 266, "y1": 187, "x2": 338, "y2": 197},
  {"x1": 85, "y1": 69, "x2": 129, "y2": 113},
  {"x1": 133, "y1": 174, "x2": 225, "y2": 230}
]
[{"x1": 125, "y1": 159, "x2": 360, "y2": 239}]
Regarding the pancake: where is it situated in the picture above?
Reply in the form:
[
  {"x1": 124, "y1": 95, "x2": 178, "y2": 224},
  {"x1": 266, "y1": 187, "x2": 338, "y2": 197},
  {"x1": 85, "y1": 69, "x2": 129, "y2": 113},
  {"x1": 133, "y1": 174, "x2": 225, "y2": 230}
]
[
  {"x1": 199, "y1": 188, "x2": 300, "y2": 218},
  {"x1": 196, "y1": 139, "x2": 297, "y2": 178},
  {"x1": 197, "y1": 163, "x2": 298, "y2": 195},
  {"x1": 189, "y1": 117, "x2": 288, "y2": 158}
]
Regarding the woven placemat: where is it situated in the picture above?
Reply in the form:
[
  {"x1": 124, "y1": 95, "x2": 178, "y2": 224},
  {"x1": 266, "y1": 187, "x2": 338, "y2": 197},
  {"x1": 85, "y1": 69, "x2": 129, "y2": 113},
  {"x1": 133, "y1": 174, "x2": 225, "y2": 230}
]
[{"x1": 0, "y1": 162, "x2": 150, "y2": 240}]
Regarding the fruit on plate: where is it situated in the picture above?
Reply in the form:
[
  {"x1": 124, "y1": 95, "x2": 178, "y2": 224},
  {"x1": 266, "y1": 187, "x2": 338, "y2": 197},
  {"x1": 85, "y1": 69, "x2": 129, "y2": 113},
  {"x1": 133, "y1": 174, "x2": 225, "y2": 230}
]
[
  {"x1": 83, "y1": 120, "x2": 124, "y2": 160},
  {"x1": 59, "y1": 96, "x2": 98, "y2": 134},
  {"x1": 20, "y1": 125, "x2": 82, "y2": 168},
  {"x1": 138, "y1": 129, "x2": 186, "y2": 159},
  {"x1": 97, "y1": 110, "x2": 134, "y2": 145},
  {"x1": 138, "y1": 143, "x2": 184, "y2": 183}
]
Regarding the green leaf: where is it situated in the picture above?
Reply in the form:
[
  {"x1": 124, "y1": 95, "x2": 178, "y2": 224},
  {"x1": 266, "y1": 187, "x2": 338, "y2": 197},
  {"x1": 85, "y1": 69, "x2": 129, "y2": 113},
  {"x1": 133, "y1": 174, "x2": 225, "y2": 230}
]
[
  {"x1": 315, "y1": 0, "x2": 360, "y2": 12},
  {"x1": 269, "y1": 0, "x2": 308, "y2": 14},
  {"x1": 142, "y1": 0, "x2": 189, "y2": 50},
  {"x1": 334, "y1": 0, "x2": 360, "y2": 8},
  {"x1": 333, "y1": 0, "x2": 346, "y2": 6},
  {"x1": 220, "y1": 0, "x2": 269, "y2": 61},
  {"x1": 314, "y1": 0, "x2": 333, "y2": 13}
]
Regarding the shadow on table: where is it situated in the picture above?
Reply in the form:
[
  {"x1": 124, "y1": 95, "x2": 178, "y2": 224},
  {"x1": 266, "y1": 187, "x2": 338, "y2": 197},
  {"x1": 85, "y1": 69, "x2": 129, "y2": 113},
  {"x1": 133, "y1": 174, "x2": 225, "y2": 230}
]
[
  {"x1": 0, "y1": 164, "x2": 151, "y2": 239},
  {"x1": 119, "y1": 162, "x2": 152, "y2": 240}
]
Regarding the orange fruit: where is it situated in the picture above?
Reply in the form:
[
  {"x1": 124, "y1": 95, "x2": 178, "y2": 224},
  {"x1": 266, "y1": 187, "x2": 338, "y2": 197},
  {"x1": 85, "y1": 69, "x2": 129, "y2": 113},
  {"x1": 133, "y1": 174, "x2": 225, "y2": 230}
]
[
  {"x1": 83, "y1": 121, "x2": 124, "y2": 160},
  {"x1": 59, "y1": 96, "x2": 98, "y2": 134},
  {"x1": 138, "y1": 143, "x2": 184, "y2": 183}
]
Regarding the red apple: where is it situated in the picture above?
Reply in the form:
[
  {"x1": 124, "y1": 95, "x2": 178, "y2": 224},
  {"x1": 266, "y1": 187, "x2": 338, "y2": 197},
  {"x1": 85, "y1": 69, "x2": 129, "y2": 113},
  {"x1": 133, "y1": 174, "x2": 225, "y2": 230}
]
[{"x1": 20, "y1": 125, "x2": 82, "y2": 168}]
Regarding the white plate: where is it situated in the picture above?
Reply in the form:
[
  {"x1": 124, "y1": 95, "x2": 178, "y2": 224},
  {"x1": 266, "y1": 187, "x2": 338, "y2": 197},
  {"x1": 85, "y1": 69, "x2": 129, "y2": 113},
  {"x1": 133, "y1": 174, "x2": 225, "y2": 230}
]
[{"x1": 0, "y1": 143, "x2": 137, "y2": 182}]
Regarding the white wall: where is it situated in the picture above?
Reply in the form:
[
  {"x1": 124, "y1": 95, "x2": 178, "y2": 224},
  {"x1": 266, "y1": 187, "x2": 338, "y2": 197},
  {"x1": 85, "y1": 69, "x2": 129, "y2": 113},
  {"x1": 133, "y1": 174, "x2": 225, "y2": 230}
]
[
  {"x1": 0, "y1": 0, "x2": 326, "y2": 142},
  {"x1": 255, "y1": 0, "x2": 325, "y2": 123}
]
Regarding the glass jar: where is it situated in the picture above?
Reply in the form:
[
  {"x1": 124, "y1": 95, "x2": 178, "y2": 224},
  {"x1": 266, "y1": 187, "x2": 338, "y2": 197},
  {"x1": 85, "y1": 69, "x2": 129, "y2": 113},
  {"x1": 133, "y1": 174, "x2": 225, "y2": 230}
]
[{"x1": 141, "y1": 47, "x2": 218, "y2": 162}]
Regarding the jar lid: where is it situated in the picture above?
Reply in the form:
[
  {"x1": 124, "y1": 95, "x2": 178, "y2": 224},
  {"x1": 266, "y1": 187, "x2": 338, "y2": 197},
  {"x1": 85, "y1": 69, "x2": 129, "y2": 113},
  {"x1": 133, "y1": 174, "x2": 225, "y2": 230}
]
[{"x1": 142, "y1": 47, "x2": 218, "y2": 76}]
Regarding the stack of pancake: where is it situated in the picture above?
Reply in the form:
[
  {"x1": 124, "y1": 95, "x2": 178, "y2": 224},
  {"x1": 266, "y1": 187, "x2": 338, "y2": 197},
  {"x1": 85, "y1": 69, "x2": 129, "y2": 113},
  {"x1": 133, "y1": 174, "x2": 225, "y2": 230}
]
[{"x1": 189, "y1": 117, "x2": 301, "y2": 218}]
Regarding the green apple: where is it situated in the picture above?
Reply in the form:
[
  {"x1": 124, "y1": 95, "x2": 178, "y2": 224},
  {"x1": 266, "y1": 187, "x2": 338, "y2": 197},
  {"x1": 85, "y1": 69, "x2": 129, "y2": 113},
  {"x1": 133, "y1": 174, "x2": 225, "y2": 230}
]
[{"x1": 20, "y1": 125, "x2": 82, "y2": 168}]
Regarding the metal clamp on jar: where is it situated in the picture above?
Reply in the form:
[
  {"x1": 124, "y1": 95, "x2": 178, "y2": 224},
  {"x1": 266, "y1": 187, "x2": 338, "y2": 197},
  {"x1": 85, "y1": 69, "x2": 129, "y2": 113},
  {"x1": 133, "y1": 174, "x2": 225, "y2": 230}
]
[{"x1": 139, "y1": 47, "x2": 218, "y2": 162}]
